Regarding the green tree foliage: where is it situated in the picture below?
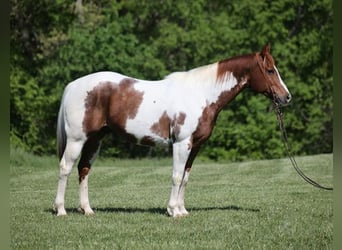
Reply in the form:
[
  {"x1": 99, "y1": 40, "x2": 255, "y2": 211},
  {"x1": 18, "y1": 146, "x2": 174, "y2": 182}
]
[{"x1": 10, "y1": 0, "x2": 332, "y2": 160}]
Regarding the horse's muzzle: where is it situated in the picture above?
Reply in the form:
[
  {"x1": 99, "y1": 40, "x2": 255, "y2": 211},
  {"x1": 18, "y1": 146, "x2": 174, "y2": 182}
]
[{"x1": 275, "y1": 93, "x2": 292, "y2": 106}]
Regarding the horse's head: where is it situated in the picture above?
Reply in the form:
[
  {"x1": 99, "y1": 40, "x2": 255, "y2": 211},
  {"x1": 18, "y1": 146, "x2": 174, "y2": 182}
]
[{"x1": 249, "y1": 44, "x2": 291, "y2": 106}]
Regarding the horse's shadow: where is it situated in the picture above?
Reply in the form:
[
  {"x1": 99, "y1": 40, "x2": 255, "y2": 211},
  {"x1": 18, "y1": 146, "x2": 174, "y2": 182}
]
[{"x1": 49, "y1": 205, "x2": 260, "y2": 216}]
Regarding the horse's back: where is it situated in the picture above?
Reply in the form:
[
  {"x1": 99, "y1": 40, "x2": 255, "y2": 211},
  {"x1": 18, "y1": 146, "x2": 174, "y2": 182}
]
[{"x1": 65, "y1": 71, "x2": 126, "y2": 92}]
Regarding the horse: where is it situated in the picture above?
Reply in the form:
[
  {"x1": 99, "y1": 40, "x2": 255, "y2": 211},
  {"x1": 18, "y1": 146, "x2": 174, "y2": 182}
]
[{"x1": 53, "y1": 44, "x2": 291, "y2": 217}]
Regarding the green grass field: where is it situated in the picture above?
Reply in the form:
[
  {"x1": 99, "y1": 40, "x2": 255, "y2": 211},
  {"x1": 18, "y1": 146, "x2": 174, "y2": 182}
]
[{"x1": 10, "y1": 148, "x2": 333, "y2": 249}]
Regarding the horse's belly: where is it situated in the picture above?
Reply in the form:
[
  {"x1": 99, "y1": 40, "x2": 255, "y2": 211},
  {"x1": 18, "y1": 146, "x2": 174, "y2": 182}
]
[{"x1": 125, "y1": 118, "x2": 171, "y2": 147}]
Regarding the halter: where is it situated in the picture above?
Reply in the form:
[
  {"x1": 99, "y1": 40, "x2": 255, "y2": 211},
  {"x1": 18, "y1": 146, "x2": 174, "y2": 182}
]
[
  {"x1": 256, "y1": 52, "x2": 278, "y2": 104},
  {"x1": 256, "y1": 52, "x2": 333, "y2": 191}
]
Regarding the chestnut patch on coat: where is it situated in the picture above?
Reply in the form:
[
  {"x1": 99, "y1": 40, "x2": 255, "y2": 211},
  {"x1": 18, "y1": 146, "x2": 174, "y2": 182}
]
[
  {"x1": 79, "y1": 167, "x2": 90, "y2": 183},
  {"x1": 150, "y1": 111, "x2": 170, "y2": 139},
  {"x1": 217, "y1": 54, "x2": 257, "y2": 84},
  {"x1": 149, "y1": 111, "x2": 187, "y2": 142},
  {"x1": 191, "y1": 83, "x2": 245, "y2": 148},
  {"x1": 83, "y1": 78, "x2": 144, "y2": 140},
  {"x1": 191, "y1": 103, "x2": 218, "y2": 149},
  {"x1": 83, "y1": 82, "x2": 113, "y2": 135},
  {"x1": 171, "y1": 112, "x2": 186, "y2": 140},
  {"x1": 77, "y1": 127, "x2": 108, "y2": 183},
  {"x1": 108, "y1": 78, "x2": 144, "y2": 130},
  {"x1": 186, "y1": 83, "x2": 246, "y2": 169}
]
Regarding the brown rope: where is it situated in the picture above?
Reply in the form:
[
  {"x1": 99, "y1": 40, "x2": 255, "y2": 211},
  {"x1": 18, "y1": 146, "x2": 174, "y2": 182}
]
[{"x1": 274, "y1": 104, "x2": 333, "y2": 191}]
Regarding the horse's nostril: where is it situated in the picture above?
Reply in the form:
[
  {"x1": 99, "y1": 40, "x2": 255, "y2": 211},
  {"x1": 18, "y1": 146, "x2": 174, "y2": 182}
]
[{"x1": 286, "y1": 94, "x2": 292, "y2": 102}]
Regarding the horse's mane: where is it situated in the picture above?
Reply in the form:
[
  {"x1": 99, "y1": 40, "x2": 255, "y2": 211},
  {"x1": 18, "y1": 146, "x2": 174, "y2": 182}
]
[{"x1": 165, "y1": 63, "x2": 217, "y2": 86}]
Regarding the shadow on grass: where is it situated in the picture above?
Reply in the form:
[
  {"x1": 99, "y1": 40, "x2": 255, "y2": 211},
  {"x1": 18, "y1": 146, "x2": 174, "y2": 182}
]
[
  {"x1": 48, "y1": 205, "x2": 259, "y2": 216},
  {"x1": 190, "y1": 205, "x2": 260, "y2": 213}
]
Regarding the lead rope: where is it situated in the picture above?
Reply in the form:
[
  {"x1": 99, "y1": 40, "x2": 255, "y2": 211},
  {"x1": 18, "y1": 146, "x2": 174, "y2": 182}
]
[
  {"x1": 273, "y1": 103, "x2": 333, "y2": 191},
  {"x1": 256, "y1": 53, "x2": 332, "y2": 190}
]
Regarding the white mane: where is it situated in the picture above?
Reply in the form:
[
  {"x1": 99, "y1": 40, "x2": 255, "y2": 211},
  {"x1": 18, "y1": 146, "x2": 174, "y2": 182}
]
[{"x1": 165, "y1": 63, "x2": 218, "y2": 86}]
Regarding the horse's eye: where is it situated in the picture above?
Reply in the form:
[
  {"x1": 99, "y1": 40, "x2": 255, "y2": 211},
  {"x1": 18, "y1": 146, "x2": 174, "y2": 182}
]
[{"x1": 267, "y1": 69, "x2": 275, "y2": 75}]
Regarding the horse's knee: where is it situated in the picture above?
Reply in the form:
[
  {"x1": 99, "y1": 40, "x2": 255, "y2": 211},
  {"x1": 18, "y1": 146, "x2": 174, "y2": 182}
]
[
  {"x1": 59, "y1": 140, "x2": 85, "y2": 176},
  {"x1": 172, "y1": 169, "x2": 191, "y2": 185},
  {"x1": 172, "y1": 173, "x2": 183, "y2": 186},
  {"x1": 182, "y1": 170, "x2": 190, "y2": 185},
  {"x1": 59, "y1": 162, "x2": 73, "y2": 177},
  {"x1": 78, "y1": 167, "x2": 91, "y2": 183}
]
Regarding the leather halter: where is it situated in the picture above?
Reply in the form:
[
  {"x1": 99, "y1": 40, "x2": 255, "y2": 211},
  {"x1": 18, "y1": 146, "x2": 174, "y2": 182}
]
[{"x1": 255, "y1": 52, "x2": 277, "y2": 103}]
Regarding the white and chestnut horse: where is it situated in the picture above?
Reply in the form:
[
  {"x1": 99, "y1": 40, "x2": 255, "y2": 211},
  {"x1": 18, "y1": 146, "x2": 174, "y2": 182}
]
[{"x1": 54, "y1": 44, "x2": 291, "y2": 217}]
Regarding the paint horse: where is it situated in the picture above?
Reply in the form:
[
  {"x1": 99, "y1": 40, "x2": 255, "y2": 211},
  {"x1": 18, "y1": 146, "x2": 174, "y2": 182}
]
[{"x1": 54, "y1": 44, "x2": 291, "y2": 217}]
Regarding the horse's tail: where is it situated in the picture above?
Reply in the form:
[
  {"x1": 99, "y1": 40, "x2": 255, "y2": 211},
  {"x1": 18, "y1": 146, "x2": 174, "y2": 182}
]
[{"x1": 57, "y1": 91, "x2": 67, "y2": 161}]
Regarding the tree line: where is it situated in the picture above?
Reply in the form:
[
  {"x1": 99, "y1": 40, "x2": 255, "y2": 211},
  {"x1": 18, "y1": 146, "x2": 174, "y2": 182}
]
[{"x1": 10, "y1": 0, "x2": 333, "y2": 161}]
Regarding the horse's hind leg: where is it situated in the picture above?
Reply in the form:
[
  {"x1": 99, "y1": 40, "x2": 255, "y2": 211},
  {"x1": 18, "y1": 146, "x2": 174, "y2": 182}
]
[
  {"x1": 54, "y1": 139, "x2": 84, "y2": 216},
  {"x1": 77, "y1": 133, "x2": 103, "y2": 215}
]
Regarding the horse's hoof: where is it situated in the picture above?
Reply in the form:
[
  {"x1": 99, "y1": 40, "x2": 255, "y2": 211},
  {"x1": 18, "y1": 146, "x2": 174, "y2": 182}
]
[
  {"x1": 167, "y1": 206, "x2": 189, "y2": 218},
  {"x1": 78, "y1": 206, "x2": 95, "y2": 215},
  {"x1": 56, "y1": 211, "x2": 67, "y2": 216},
  {"x1": 53, "y1": 203, "x2": 67, "y2": 216},
  {"x1": 84, "y1": 210, "x2": 95, "y2": 216}
]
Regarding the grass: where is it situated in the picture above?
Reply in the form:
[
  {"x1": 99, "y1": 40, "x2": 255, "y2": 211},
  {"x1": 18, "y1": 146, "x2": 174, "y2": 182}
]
[{"x1": 10, "y1": 148, "x2": 333, "y2": 249}]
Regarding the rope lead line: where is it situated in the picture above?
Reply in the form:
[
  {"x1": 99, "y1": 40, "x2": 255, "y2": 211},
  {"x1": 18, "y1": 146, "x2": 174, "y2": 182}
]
[{"x1": 274, "y1": 104, "x2": 333, "y2": 191}]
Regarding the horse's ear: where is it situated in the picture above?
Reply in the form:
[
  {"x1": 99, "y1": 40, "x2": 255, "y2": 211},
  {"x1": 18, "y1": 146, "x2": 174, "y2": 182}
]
[{"x1": 260, "y1": 43, "x2": 271, "y2": 59}]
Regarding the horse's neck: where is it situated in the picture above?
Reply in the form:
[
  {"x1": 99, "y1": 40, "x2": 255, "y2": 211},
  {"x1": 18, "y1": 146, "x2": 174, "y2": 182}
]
[
  {"x1": 212, "y1": 54, "x2": 257, "y2": 109},
  {"x1": 166, "y1": 60, "x2": 249, "y2": 111}
]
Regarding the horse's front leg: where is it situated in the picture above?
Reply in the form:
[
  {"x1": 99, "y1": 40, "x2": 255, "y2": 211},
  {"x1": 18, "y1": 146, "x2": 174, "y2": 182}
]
[{"x1": 167, "y1": 139, "x2": 191, "y2": 218}]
